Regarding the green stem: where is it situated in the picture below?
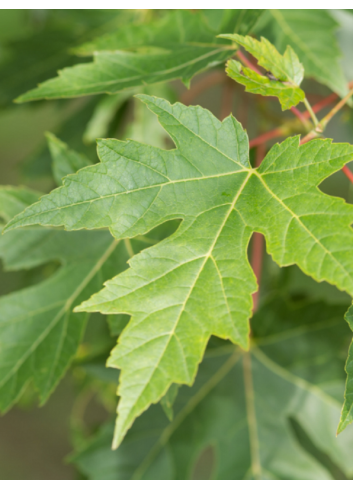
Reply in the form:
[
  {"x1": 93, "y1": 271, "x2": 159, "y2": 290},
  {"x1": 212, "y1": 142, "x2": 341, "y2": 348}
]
[
  {"x1": 301, "y1": 87, "x2": 353, "y2": 145},
  {"x1": 303, "y1": 98, "x2": 319, "y2": 127}
]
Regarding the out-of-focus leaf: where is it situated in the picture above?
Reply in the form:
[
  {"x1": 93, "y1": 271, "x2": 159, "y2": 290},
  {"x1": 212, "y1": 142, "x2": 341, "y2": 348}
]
[
  {"x1": 0, "y1": 186, "x2": 41, "y2": 222},
  {"x1": 160, "y1": 384, "x2": 179, "y2": 421},
  {"x1": 267, "y1": 10, "x2": 348, "y2": 98},
  {"x1": 0, "y1": 10, "x2": 126, "y2": 106},
  {"x1": 71, "y1": 298, "x2": 353, "y2": 480},
  {"x1": 338, "y1": 304, "x2": 353, "y2": 433},
  {"x1": 16, "y1": 10, "x2": 263, "y2": 102},
  {"x1": 202, "y1": 9, "x2": 264, "y2": 35},
  {"x1": 46, "y1": 132, "x2": 93, "y2": 185}
]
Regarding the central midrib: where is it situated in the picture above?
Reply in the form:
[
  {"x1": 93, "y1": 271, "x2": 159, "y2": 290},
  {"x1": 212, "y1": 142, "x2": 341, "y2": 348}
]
[{"x1": 114, "y1": 171, "x2": 253, "y2": 445}]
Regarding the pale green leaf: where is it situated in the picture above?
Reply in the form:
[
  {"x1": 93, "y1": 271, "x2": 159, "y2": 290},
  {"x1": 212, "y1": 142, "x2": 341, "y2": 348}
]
[
  {"x1": 337, "y1": 304, "x2": 353, "y2": 433},
  {"x1": 71, "y1": 299, "x2": 353, "y2": 479},
  {"x1": 5, "y1": 96, "x2": 353, "y2": 447},
  {"x1": 226, "y1": 59, "x2": 304, "y2": 110},
  {"x1": 221, "y1": 34, "x2": 305, "y2": 110}
]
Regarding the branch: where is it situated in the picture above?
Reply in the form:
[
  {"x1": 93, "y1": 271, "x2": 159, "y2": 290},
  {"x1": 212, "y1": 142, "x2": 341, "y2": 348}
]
[
  {"x1": 342, "y1": 166, "x2": 353, "y2": 185},
  {"x1": 301, "y1": 86, "x2": 353, "y2": 145},
  {"x1": 249, "y1": 128, "x2": 284, "y2": 149}
]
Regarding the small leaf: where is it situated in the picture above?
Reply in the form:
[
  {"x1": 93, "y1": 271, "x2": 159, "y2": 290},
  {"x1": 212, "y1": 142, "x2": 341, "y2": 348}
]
[
  {"x1": 221, "y1": 34, "x2": 305, "y2": 109},
  {"x1": 226, "y1": 59, "x2": 305, "y2": 110}
]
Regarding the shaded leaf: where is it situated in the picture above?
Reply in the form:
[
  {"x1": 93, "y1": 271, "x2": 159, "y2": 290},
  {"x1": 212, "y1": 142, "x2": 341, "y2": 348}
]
[
  {"x1": 338, "y1": 304, "x2": 353, "y2": 433},
  {"x1": 267, "y1": 9, "x2": 348, "y2": 98},
  {"x1": 46, "y1": 132, "x2": 93, "y2": 185},
  {"x1": 160, "y1": 384, "x2": 179, "y2": 421},
  {"x1": 15, "y1": 10, "x2": 255, "y2": 102},
  {"x1": 0, "y1": 186, "x2": 41, "y2": 222},
  {"x1": 0, "y1": 9, "x2": 126, "y2": 106},
  {"x1": 202, "y1": 9, "x2": 264, "y2": 35},
  {"x1": 71, "y1": 298, "x2": 353, "y2": 479}
]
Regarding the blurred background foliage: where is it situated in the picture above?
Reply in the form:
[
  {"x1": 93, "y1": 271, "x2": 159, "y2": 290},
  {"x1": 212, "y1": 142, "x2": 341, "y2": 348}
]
[{"x1": 1, "y1": 9, "x2": 353, "y2": 479}]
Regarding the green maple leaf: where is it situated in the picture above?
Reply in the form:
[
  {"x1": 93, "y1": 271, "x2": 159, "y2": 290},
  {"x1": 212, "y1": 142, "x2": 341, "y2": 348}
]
[
  {"x1": 15, "y1": 10, "x2": 262, "y2": 103},
  {"x1": 267, "y1": 10, "x2": 348, "y2": 98},
  {"x1": 5, "y1": 96, "x2": 353, "y2": 447},
  {"x1": 221, "y1": 34, "x2": 305, "y2": 110},
  {"x1": 71, "y1": 298, "x2": 353, "y2": 480}
]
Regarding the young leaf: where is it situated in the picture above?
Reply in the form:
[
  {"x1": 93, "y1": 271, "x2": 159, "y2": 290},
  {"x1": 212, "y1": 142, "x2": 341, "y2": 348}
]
[
  {"x1": 5, "y1": 97, "x2": 353, "y2": 447},
  {"x1": 46, "y1": 132, "x2": 93, "y2": 186},
  {"x1": 338, "y1": 304, "x2": 353, "y2": 434},
  {"x1": 267, "y1": 10, "x2": 348, "y2": 98},
  {"x1": 221, "y1": 34, "x2": 305, "y2": 110},
  {"x1": 71, "y1": 299, "x2": 353, "y2": 479}
]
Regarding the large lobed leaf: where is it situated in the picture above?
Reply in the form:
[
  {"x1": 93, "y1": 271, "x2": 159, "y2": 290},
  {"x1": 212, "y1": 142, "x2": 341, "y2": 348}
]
[
  {"x1": 5, "y1": 96, "x2": 353, "y2": 447},
  {"x1": 71, "y1": 298, "x2": 353, "y2": 479}
]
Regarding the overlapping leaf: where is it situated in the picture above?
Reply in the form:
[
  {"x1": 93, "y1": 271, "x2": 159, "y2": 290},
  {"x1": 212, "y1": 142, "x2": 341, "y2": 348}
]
[
  {"x1": 46, "y1": 132, "x2": 93, "y2": 186},
  {"x1": 221, "y1": 34, "x2": 305, "y2": 110},
  {"x1": 266, "y1": 10, "x2": 348, "y2": 98},
  {"x1": 71, "y1": 298, "x2": 353, "y2": 479},
  {"x1": 0, "y1": 186, "x2": 41, "y2": 222},
  {"x1": 0, "y1": 145, "x2": 128, "y2": 410},
  {"x1": 5, "y1": 97, "x2": 353, "y2": 447},
  {"x1": 15, "y1": 10, "x2": 263, "y2": 103},
  {"x1": 0, "y1": 10, "x2": 126, "y2": 106},
  {"x1": 0, "y1": 186, "x2": 119, "y2": 410},
  {"x1": 338, "y1": 304, "x2": 353, "y2": 433}
]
